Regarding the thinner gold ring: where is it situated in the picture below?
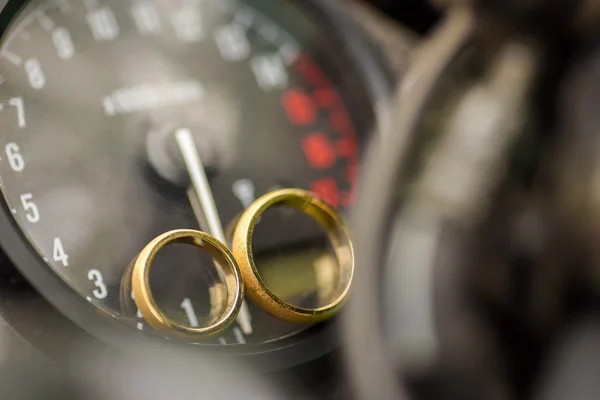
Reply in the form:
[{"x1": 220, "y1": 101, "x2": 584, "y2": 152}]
[
  {"x1": 232, "y1": 188, "x2": 354, "y2": 324},
  {"x1": 131, "y1": 229, "x2": 243, "y2": 341}
]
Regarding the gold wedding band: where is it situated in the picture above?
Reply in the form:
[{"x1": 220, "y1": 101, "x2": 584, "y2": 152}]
[
  {"x1": 232, "y1": 188, "x2": 354, "y2": 324},
  {"x1": 130, "y1": 229, "x2": 243, "y2": 340}
]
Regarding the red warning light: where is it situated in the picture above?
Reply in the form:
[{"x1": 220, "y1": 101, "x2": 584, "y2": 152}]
[
  {"x1": 313, "y1": 87, "x2": 336, "y2": 108},
  {"x1": 302, "y1": 133, "x2": 337, "y2": 169},
  {"x1": 282, "y1": 89, "x2": 316, "y2": 126},
  {"x1": 337, "y1": 138, "x2": 358, "y2": 158},
  {"x1": 311, "y1": 177, "x2": 340, "y2": 208}
]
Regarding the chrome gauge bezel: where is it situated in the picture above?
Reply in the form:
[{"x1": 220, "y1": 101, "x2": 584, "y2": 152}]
[{"x1": 0, "y1": 0, "x2": 393, "y2": 370}]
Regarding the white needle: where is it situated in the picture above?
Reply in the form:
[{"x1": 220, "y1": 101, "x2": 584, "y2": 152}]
[{"x1": 175, "y1": 128, "x2": 253, "y2": 335}]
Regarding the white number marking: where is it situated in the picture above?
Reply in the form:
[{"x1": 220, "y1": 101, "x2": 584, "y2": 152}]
[
  {"x1": 3, "y1": 51, "x2": 22, "y2": 66},
  {"x1": 5, "y1": 143, "x2": 25, "y2": 172},
  {"x1": 233, "y1": 327, "x2": 246, "y2": 344},
  {"x1": 53, "y1": 237, "x2": 69, "y2": 267},
  {"x1": 131, "y1": 290, "x2": 144, "y2": 329},
  {"x1": 20, "y1": 193, "x2": 40, "y2": 223},
  {"x1": 9, "y1": 97, "x2": 26, "y2": 128},
  {"x1": 171, "y1": 6, "x2": 203, "y2": 42},
  {"x1": 279, "y1": 43, "x2": 299, "y2": 64},
  {"x1": 87, "y1": 8, "x2": 119, "y2": 41},
  {"x1": 258, "y1": 23, "x2": 278, "y2": 42},
  {"x1": 25, "y1": 59, "x2": 46, "y2": 90},
  {"x1": 132, "y1": 2, "x2": 162, "y2": 35},
  {"x1": 87, "y1": 269, "x2": 108, "y2": 299},
  {"x1": 214, "y1": 24, "x2": 250, "y2": 62},
  {"x1": 36, "y1": 12, "x2": 55, "y2": 32},
  {"x1": 52, "y1": 27, "x2": 74, "y2": 59},
  {"x1": 180, "y1": 297, "x2": 199, "y2": 328},
  {"x1": 232, "y1": 179, "x2": 256, "y2": 209},
  {"x1": 250, "y1": 54, "x2": 288, "y2": 91}
]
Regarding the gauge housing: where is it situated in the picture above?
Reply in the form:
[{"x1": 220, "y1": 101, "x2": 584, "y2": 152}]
[{"x1": 0, "y1": 0, "x2": 393, "y2": 370}]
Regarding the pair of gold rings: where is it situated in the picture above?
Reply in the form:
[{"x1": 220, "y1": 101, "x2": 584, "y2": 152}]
[{"x1": 128, "y1": 189, "x2": 354, "y2": 341}]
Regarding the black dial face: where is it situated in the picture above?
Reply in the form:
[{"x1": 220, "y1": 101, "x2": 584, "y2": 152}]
[{"x1": 0, "y1": 0, "x2": 372, "y2": 349}]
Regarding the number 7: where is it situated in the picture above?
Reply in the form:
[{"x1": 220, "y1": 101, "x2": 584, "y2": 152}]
[{"x1": 8, "y1": 97, "x2": 25, "y2": 128}]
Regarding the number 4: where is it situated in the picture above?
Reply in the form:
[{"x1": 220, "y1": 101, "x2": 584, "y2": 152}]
[{"x1": 53, "y1": 237, "x2": 69, "y2": 267}]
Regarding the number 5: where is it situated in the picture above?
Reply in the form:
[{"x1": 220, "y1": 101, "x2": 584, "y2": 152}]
[{"x1": 20, "y1": 193, "x2": 39, "y2": 223}]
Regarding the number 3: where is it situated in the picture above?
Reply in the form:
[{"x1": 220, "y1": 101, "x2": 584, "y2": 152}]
[{"x1": 88, "y1": 269, "x2": 108, "y2": 299}]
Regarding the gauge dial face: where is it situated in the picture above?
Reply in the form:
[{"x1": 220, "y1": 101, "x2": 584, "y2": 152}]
[{"x1": 0, "y1": 0, "x2": 372, "y2": 348}]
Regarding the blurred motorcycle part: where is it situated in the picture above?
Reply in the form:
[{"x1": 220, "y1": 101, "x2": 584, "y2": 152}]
[
  {"x1": 532, "y1": 315, "x2": 600, "y2": 400},
  {"x1": 359, "y1": 0, "x2": 441, "y2": 34},
  {"x1": 345, "y1": 0, "x2": 600, "y2": 399}
]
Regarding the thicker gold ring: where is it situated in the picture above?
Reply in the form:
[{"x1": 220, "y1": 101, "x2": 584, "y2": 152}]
[
  {"x1": 131, "y1": 229, "x2": 243, "y2": 341},
  {"x1": 232, "y1": 188, "x2": 354, "y2": 324}
]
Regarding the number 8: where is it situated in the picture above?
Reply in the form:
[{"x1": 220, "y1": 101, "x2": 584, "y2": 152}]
[{"x1": 25, "y1": 59, "x2": 46, "y2": 90}]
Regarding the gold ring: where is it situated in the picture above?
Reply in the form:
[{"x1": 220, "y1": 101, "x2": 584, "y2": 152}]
[
  {"x1": 232, "y1": 188, "x2": 353, "y2": 324},
  {"x1": 130, "y1": 229, "x2": 243, "y2": 340}
]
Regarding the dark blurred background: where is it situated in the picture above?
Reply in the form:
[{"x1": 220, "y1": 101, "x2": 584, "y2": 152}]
[{"x1": 364, "y1": 0, "x2": 441, "y2": 33}]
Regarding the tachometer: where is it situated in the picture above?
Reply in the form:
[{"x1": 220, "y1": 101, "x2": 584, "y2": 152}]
[{"x1": 0, "y1": 0, "x2": 388, "y2": 368}]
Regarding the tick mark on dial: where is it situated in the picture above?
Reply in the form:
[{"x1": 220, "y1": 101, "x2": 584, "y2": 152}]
[
  {"x1": 258, "y1": 24, "x2": 278, "y2": 42},
  {"x1": 36, "y1": 11, "x2": 55, "y2": 32},
  {"x1": 233, "y1": 8, "x2": 254, "y2": 28},
  {"x1": 3, "y1": 51, "x2": 23, "y2": 66},
  {"x1": 233, "y1": 327, "x2": 246, "y2": 344},
  {"x1": 280, "y1": 43, "x2": 299, "y2": 65}
]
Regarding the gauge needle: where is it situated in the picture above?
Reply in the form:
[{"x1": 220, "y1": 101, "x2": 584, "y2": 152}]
[{"x1": 175, "y1": 128, "x2": 253, "y2": 336}]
